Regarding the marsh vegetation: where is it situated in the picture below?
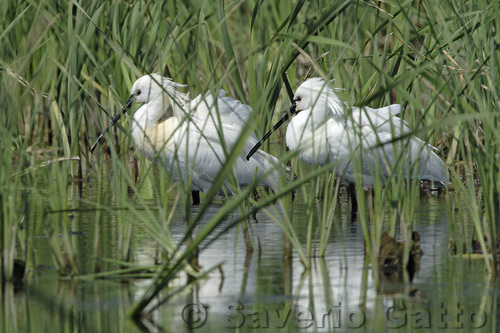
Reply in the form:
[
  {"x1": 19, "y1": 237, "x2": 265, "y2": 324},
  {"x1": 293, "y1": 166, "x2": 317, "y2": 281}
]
[{"x1": 1, "y1": 0, "x2": 498, "y2": 331}]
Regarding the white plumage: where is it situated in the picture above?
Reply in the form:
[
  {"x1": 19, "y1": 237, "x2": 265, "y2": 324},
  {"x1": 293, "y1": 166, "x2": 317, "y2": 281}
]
[
  {"x1": 285, "y1": 77, "x2": 448, "y2": 188},
  {"x1": 128, "y1": 74, "x2": 280, "y2": 193}
]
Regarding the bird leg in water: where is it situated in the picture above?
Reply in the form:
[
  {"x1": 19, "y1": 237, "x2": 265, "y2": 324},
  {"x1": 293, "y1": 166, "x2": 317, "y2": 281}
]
[
  {"x1": 192, "y1": 190, "x2": 200, "y2": 205},
  {"x1": 349, "y1": 184, "x2": 358, "y2": 214}
]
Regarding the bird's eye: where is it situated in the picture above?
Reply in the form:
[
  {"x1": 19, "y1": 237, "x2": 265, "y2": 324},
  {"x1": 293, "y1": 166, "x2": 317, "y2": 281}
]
[
  {"x1": 295, "y1": 96, "x2": 302, "y2": 102},
  {"x1": 137, "y1": 90, "x2": 142, "y2": 96}
]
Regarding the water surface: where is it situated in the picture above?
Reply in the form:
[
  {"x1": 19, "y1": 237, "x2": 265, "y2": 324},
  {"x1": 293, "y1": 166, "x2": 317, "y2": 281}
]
[{"x1": 2, "y1": 181, "x2": 497, "y2": 332}]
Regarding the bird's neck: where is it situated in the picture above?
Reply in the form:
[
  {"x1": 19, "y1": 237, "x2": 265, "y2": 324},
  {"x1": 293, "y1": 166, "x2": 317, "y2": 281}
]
[
  {"x1": 131, "y1": 94, "x2": 170, "y2": 150},
  {"x1": 286, "y1": 109, "x2": 316, "y2": 150},
  {"x1": 133, "y1": 94, "x2": 170, "y2": 130}
]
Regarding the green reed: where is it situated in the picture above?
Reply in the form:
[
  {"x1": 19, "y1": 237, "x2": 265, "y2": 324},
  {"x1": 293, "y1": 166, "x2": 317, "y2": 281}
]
[
  {"x1": 0, "y1": 114, "x2": 17, "y2": 280},
  {"x1": 1, "y1": 0, "x2": 499, "y2": 323}
]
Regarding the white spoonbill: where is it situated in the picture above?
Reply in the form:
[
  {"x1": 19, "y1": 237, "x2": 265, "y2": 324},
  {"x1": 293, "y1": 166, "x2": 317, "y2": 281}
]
[
  {"x1": 247, "y1": 77, "x2": 448, "y2": 198},
  {"x1": 91, "y1": 74, "x2": 281, "y2": 203}
]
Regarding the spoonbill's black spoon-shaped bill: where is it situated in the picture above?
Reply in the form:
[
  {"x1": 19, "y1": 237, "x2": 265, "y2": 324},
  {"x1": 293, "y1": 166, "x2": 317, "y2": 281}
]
[
  {"x1": 246, "y1": 101, "x2": 298, "y2": 161},
  {"x1": 90, "y1": 96, "x2": 134, "y2": 153},
  {"x1": 91, "y1": 74, "x2": 281, "y2": 204}
]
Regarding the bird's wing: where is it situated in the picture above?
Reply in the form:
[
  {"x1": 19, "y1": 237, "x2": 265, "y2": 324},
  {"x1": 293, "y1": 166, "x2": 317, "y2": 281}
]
[
  {"x1": 215, "y1": 90, "x2": 253, "y2": 125},
  {"x1": 349, "y1": 105, "x2": 409, "y2": 139},
  {"x1": 375, "y1": 104, "x2": 403, "y2": 117},
  {"x1": 168, "y1": 122, "x2": 279, "y2": 192},
  {"x1": 360, "y1": 129, "x2": 448, "y2": 183},
  {"x1": 185, "y1": 90, "x2": 252, "y2": 126},
  {"x1": 168, "y1": 90, "x2": 281, "y2": 192},
  {"x1": 182, "y1": 90, "x2": 258, "y2": 150}
]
